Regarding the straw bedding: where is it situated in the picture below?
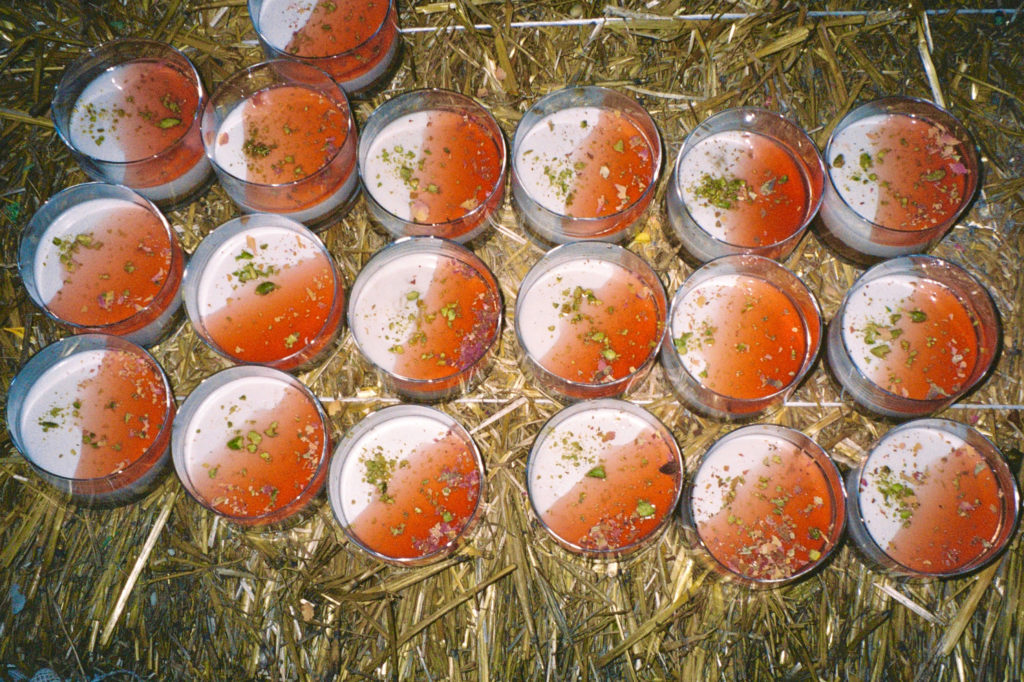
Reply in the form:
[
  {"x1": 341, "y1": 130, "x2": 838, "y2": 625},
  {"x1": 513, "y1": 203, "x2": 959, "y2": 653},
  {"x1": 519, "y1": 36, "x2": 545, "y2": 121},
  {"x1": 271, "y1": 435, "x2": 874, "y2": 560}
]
[{"x1": 0, "y1": 1, "x2": 1022, "y2": 679}]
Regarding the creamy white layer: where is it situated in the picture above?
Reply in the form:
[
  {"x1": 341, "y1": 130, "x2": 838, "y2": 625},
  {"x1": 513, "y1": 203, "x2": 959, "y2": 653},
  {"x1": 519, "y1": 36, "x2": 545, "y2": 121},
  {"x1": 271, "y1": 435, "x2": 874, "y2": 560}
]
[
  {"x1": 668, "y1": 274, "x2": 742, "y2": 379},
  {"x1": 257, "y1": 0, "x2": 319, "y2": 49},
  {"x1": 517, "y1": 258, "x2": 618, "y2": 359},
  {"x1": 350, "y1": 252, "x2": 445, "y2": 371},
  {"x1": 840, "y1": 274, "x2": 922, "y2": 379},
  {"x1": 337, "y1": 414, "x2": 450, "y2": 520},
  {"x1": 19, "y1": 350, "x2": 107, "y2": 478},
  {"x1": 676, "y1": 130, "x2": 757, "y2": 239},
  {"x1": 515, "y1": 106, "x2": 604, "y2": 214},
  {"x1": 827, "y1": 115, "x2": 890, "y2": 222},
  {"x1": 690, "y1": 432, "x2": 792, "y2": 524},
  {"x1": 194, "y1": 224, "x2": 322, "y2": 318},
  {"x1": 179, "y1": 375, "x2": 292, "y2": 471},
  {"x1": 859, "y1": 426, "x2": 973, "y2": 549},
  {"x1": 529, "y1": 407, "x2": 649, "y2": 511},
  {"x1": 363, "y1": 111, "x2": 431, "y2": 220}
]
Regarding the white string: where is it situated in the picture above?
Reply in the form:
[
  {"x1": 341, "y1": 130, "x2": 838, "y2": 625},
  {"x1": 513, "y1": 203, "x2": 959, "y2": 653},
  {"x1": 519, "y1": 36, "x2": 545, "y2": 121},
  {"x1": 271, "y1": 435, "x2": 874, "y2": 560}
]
[
  {"x1": 399, "y1": 8, "x2": 1019, "y2": 34},
  {"x1": 194, "y1": 396, "x2": 1019, "y2": 410}
]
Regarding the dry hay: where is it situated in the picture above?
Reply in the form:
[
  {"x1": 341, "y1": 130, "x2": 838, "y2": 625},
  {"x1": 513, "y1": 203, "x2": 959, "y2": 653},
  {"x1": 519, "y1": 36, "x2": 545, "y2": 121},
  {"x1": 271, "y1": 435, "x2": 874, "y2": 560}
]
[{"x1": 1, "y1": 1, "x2": 1023, "y2": 680}]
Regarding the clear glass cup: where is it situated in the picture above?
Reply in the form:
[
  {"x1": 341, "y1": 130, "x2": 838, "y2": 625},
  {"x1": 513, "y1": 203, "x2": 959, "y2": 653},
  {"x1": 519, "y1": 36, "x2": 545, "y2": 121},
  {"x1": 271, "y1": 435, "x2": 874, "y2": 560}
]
[
  {"x1": 526, "y1": 399, "x2": 683, "y2": 557},
  {"x1": 327, "y1": 405, "x2": 485, "y2": 565},
  {"x1": 818, "y1": 96, "x2": 980, "y2": 264},
  {"x1": 182, "y1": 214, "x2": 345, "y2": 372},
  {"x1": 358, "y1": 89, "x2": 507, "y2": 243},
  {"x1": 6, "y1": 334, "x2": 175, "y2": 505},
  {"x1": 248, "y1": 0, "x2": 400, "y2": 94},
  {"x1": 19, "y1": 182, "x2": 185, "y2": 347},
  {"x1": 200, "y1": 60, "x2": 359, "y2": 228},
  {"x1": 666, "y1": 107, "x2": 824, "y2": 263},
  {"x1": 846, "y1": 419, "x2": 1019, "y2": 578},
  {"x1": 51, "y1": 39, "x2": 212, "y2": 210},
  {"x1": 661, "y1": 254, "x2": 822, "y2": 419},
  {"x1": 682, "y1": 425, "x2": 846, "y2": 587},
  {"x1": 515, "y1": 241, "x2": 667, "y2": 401},
  {"x1": 348, "y1": 236, "x2": 502, "y2": 401},
  {"x1": 172, "y1": 365, "x2": 332, "y2": 526},
  {"x1": 826, "y1": 255, "x2": 999, "y2": 418},
  {"x1": 511, "y1": 86, "x2": 662, "y2": 244}
]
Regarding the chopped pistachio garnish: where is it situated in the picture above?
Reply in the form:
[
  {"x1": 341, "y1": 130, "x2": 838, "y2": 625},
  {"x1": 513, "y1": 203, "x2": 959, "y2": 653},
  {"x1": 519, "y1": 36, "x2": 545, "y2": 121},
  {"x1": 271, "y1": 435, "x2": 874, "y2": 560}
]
[
  {"x1": 636, "y1": 500, "x2": 656, "y2": 518},
  {"x1": 693, "y1": 173, "x2": 747, "y2": 210}
]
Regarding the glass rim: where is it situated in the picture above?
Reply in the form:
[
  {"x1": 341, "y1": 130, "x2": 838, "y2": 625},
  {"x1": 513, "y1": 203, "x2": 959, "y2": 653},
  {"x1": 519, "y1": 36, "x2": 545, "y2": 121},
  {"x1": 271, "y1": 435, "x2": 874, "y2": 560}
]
[
  {"x1": 18, "y1": 182, "x2": 182, "y2": 334},
  {"x1": 511, "y1": 85, "x2": 663, "y2": 237},
  {"x1": 183, "y1": 213, "x2": 345, "y2": 369},
  {"x1": 172, "y1": 364, "x2": 332, "y2": 524},
  {"x1": 822, "y1": 95, "x2": 980, "y2": 237},
  {"x1": 327, "y1": 403, "x2": 486, "y2": 565},
  {"x1": 665, "y1": 253, "x2": 823, "y2": 406},
  {"x1": 347, "y1": 235, "x2": 503, "y2": 389},
  {"x1": 202, "y1": 59, "x2": 355, "y2": 189},
  {"x1": 852, "y1": 418, "x2": 1020, "y2": 578},
  {"x1": 52, "y1": 38, "x2": 206, "y2": 167},
  {"x1": 687, "y1": 424, "x2": 847, "y2": 585},
  {"x1": 248, "y1": 0, "x2": 396, "y2": 63},
  {"x1": 7, "y1": 334, "x2": 175, "y2": 485},
  {"x1": 513, "y1": 241, "x2": 669, "y2": 395},
  {"x1": 671, "y1": 106, "x2": 825, "y2": 251},
  {"x1": 834, "y1": 254, "x2": 1000, "y2": 407},
  {"x1": 525, "y1": 398, "x2": 683, "y2": 556},
  {"x1": 358, "y1": 88, "x2": 509, "y2": 231}
]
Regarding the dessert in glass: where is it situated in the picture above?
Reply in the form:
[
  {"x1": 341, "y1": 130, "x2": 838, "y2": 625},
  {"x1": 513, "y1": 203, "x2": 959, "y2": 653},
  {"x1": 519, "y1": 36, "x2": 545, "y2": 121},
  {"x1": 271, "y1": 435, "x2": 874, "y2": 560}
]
[
  {"x1": 526, "y1": 399, "x2": 683, "y2": 557},
  {"x1": 827, "y1": 255, "x2": 999, "y2": 418},
  {"x1": 183, "y1": 214, "x2": 345, "y2": 372},
  {"x1": 515, "y1": 242, "x2": 667, "y2": 401},
  {"x1": 846, "y1": 419, "x2": 1018, "y2": 577},
  {"x1": 661, "y1": 255, "x2": 822, "y2": 419},
  {"x1": 328, "y1": 405, "x2": 485, "y2": 565},
  {"x1": 201, "y1": 60, "x2": 358, "y2": 228},
  {"x1": 51, "y1": 39, "x2": 212, "y2": 209},
  {"x1": 818, "y1": 96, "x2": 979, "y2": 263},
  {"x1": 511, "y1": 86, "x2": 662, "y2": 244},
  {"x1": 666, "y1": 107, "x2": 824, "y2": 262},
  {"x1": 249, "y1": 0, "x2": 400, "y2": 94},
  {"x1": 7, "y1": 334, "x2": 175, "y2": 504},
  {"x1": 359, "y1": 89, "x2": 507, "y2": 243},
  {"x1": 19, "y1": 182, "x2": 184, "y2": 347},
  {"x1": 172, "y1": 366, "x2": 332, "y2": 525},
  {"x1": 348, "y1": 237, "x2": 502, "y2": 401},
  {"x1": 683, "y1": 425, "x2": 845, "y2": 586}
]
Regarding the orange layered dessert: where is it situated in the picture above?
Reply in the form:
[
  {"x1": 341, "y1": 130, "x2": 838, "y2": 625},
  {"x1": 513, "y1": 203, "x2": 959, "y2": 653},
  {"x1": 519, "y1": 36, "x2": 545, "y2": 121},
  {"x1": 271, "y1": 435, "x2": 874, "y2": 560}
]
[
  {"x1": 689, "y1": 426, "x2": 844, "y2": 584},
  {"x1": 663, "y1": 255, "x2": 821, "y2": 418},
  {"x1": 8, "y1": 336, "x2": 174, "y2": 501},
  {"x1": 852, "y1": 421, "x2": 1018, "y2": 576},
  {"x1": 360, "y1": 92, "x2": 506, "y2": 242},
  {"x1": 185, "y1": 216, "x2": 344, "y2": 371},
  {"x1": 21, "y1": 184, "x2": 184, "y2": 347},
  {"x1": 204, "y1": 62, "x2": 358, "y2": 225},
  {"x1": 349, "y1": 238, "x2": 501, "y2": 400},
  {"x1": 54, "y1": 40, "x2": 211, "y2": 206},
  {"x1": 173, "y1": 367, "x2": 331, "y2": 525},
  {"x1": 527, "y1": 400, "x2": 682, "y2": 555},
  {"x1": 516, "y1": 243, "x2": 666, "y2": 400},
  {"x1": 253, "y1": 0, "x2": 399, "y2": 92},
  {"x1": 329, "y1": 406, "x2": 484, "y2": 564},
  {"x1": 512, "y1": 87, "x2": 661, "y2": 242}
]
